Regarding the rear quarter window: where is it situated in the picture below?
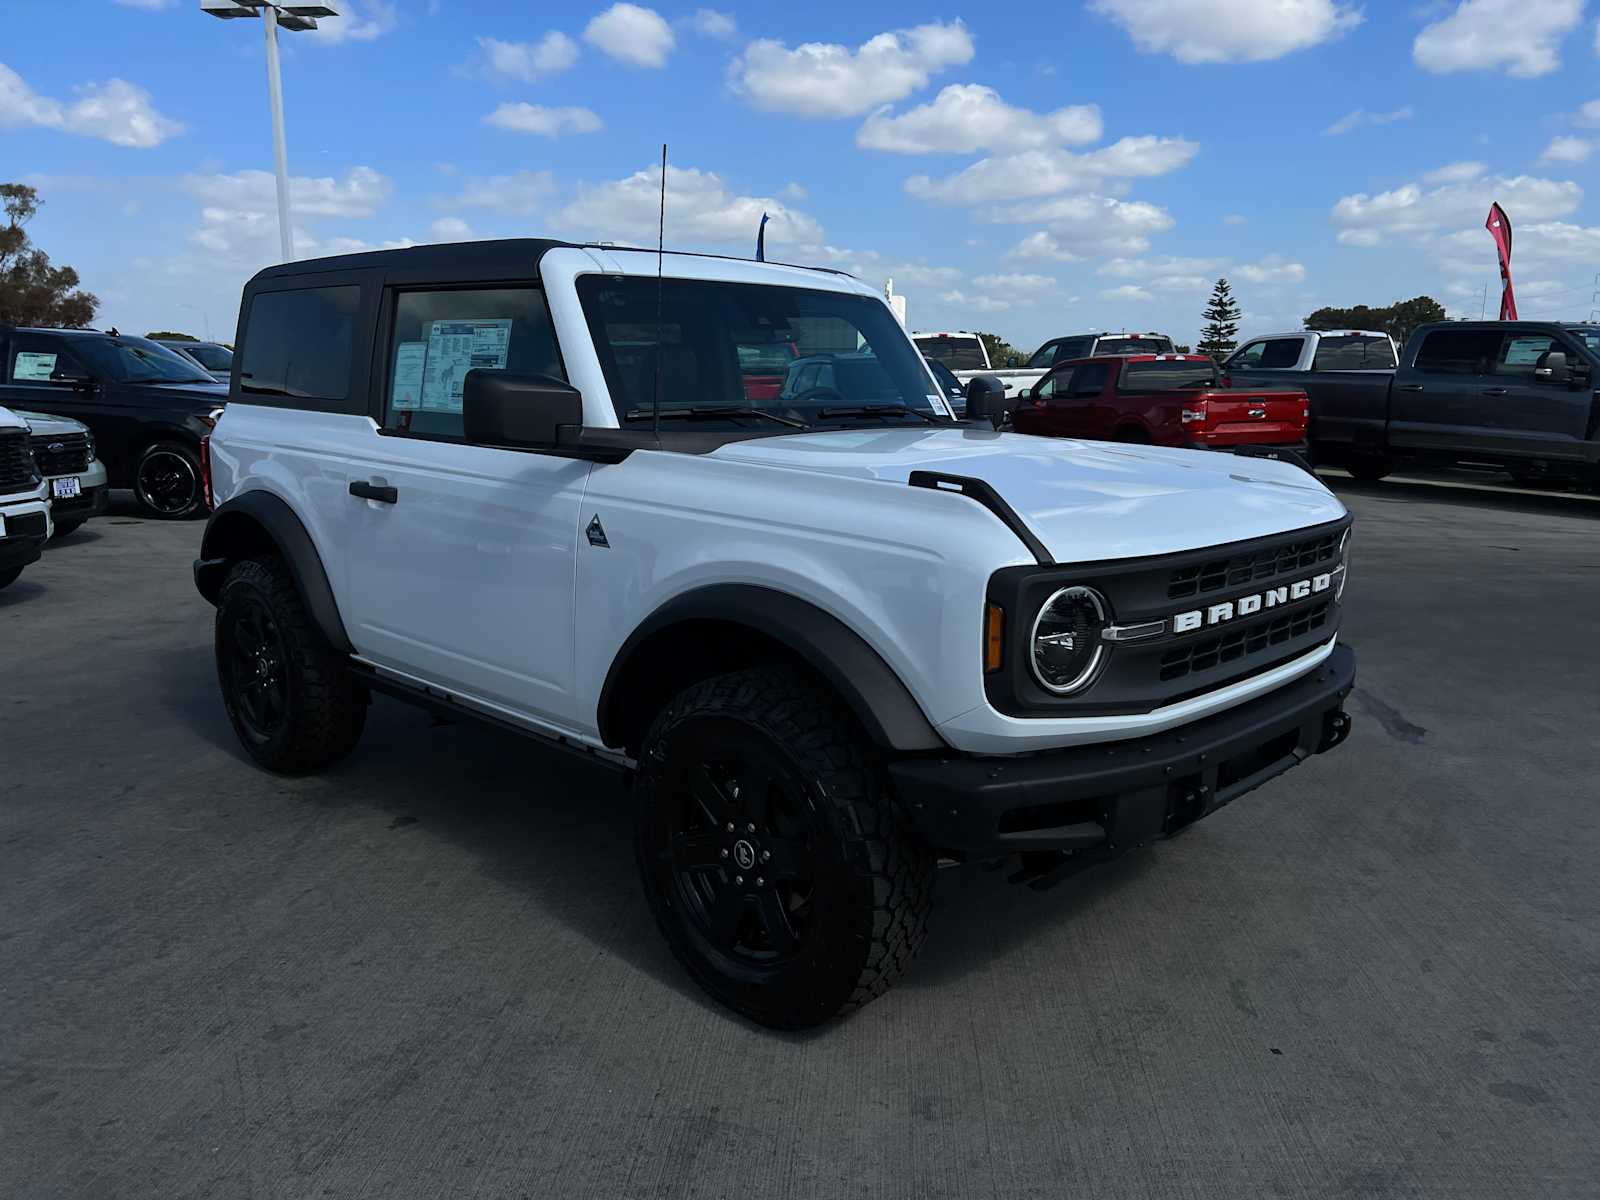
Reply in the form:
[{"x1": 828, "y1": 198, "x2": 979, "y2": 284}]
[{"x1": 237, "y1": 285, "x2": 362, "y2": 411}]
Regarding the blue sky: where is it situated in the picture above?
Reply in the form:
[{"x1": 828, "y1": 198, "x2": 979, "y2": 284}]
[{"x1": 5, "y1": 0, "x2": 1600, "y2": 349}]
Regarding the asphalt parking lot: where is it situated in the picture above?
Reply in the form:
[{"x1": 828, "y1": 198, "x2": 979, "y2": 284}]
[{"x1": 4, "y1": 475, "x2": 1599, "y2": 1200}]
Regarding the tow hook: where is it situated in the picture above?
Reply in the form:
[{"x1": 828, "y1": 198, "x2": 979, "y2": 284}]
[{"x1": 1318, "y1": 709, "x2": 1353, "y2": 753}]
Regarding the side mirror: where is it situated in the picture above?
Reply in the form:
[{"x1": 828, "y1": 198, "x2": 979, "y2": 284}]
[
  {"x1": 965, "y1": 374, "x2": 1009, "y2": 430},
  {"x1": 1533, "y1": 351, "x2": 1570, "y2": 384},
  {"x1": 462, "y1": 370, "x2": 583, "y2": 448}
]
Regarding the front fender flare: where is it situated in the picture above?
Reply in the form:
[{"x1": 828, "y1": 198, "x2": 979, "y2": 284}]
[
  {"x1": 193, "y1": 490, "x2": 353, "y2": 654},
  {"x1": 598, "y1": 584, "x2": 945, "y2": 753}
]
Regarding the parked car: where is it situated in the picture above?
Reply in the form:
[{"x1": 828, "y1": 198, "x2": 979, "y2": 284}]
[
  {"x1": 1225, "y1": 320, "x2": 1600, "y2": 484},
  {"x1": 15, "y1": 409, "x2": 108, "y2": 538},
  {"x1": 1227, "y1": 330, "x2": 1398, "y2": 373},
  {"x1": 1011, "y1": 354, "x2": 1308, "y2": 457},
  {"x1": 155, "y1": 339, "x2": 234, "y2": 384},
  {"x1": 0, "y1": 325, "x2": 226, "y2": 517},
  {"x1": 0, "y1": 405, "x2": 52, "y2": 591},
  {"x1": 195, "y1": 238, "x2": 1356, "y2": 1029},
  {"x1": 915, "y1": 329, "x2": 1179, "y2": 402}
]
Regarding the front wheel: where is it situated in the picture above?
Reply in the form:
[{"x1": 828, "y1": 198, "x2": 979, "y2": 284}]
[
  {"x1": 134, "y1": 441, "x2": 205, "y2": 519},
  {"x1": 635, "y1": 667, "x2": 934, "y2": 1029}
]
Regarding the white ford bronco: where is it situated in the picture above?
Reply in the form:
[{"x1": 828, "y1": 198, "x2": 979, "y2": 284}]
[{"x1": 196, "y1": 240, "x2": 1356, "y2": 1028}]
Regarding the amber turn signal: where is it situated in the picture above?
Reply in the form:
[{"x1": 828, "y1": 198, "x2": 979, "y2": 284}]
[{"x1": 984, "y1": 603, "x2": 1005, "y2": 673}]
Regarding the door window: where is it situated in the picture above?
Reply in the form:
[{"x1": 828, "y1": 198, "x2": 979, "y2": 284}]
[
  {"x1": 1493, "y1": 335, "x2": 1563, "y2": 377},
  {"x1": 5, "y1": 334, "x2": 89, "y2": 385},
  {"x1": 1069, "y1": 363, "x2": 1109, "y2": 397},
  {"x1": 240, "y1": 286, "x2": 360, "y2": 405},
  {"x1": 1413, "y1": 330, "x2": 1501, "y2": 376},
  {"x1": 381, "y1": 287, "x2": 564, "y2": 437},
  {"x1": 1027, "y1": 341, "x2": 1058, "y2": 369},
  {"x1": 1034, "y1": 368, "x2": 1073, "y2": 401}
]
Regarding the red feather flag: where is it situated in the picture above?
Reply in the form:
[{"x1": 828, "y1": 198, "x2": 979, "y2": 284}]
[{"x1": 1485, "y1": 203, "x2": 1518, "y2": 321}]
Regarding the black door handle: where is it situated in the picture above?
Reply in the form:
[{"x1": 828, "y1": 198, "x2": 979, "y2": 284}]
[
  {"x1": 1396, "y1": 383, "x2": 1424, "y2": 392},
  {"x1": 1482, "y1": 387, "x2": 1508, "y2": 397},
  {"x1": 349, "y1": 480, "x2": 398, "y2": 504}
]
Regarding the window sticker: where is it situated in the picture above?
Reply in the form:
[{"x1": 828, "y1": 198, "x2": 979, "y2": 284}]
[
  {"x1": 14, "y1": 352, "x2": 57, "y2": 382},
  {"x1": 391, "y1": 341, "x2": 427, "y2": 411},
  {"x1": 420, "y1": 319, "x2": 513, "y2": 413}
]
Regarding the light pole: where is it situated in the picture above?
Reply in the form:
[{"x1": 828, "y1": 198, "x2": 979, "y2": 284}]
[{"x1": 200, "y1": 2, "x2": 338, "y2": 263}]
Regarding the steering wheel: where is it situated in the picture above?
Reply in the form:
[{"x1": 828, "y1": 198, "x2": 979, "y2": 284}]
[{"x1": 791, "y1": 386, "x2": 847, "y2": 406}]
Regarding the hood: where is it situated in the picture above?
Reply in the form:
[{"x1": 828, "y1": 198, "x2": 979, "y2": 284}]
[
  {"x1": 709, "y1": 427, "x2": 1345, "y2": 562},
  {"x1": 11, "y1": 410, "x2": 88, "y2": 436},
  {"x1": 0, "y1": 405, "x2": 26, "y2": 432}
]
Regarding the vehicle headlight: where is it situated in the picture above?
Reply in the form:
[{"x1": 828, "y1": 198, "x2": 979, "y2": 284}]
[
  {"x1": 85, "y1": 432, "x2": 96, "y2": 462},
  {"x1": 1029, "y1": 585, "x2": 1109, "y2": 695}
]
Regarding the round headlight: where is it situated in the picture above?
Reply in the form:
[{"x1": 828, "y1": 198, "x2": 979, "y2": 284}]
[{"x1": 1030, "y1": 586, "x2": 1108, "y2": 695}]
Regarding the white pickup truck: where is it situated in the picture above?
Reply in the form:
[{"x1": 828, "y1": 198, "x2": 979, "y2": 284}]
[
  {"x1": 0, "y1": 405, "x2": 53, "y2": 590},
  {"x1": 1226, "y1": 330, "x2": 1398, "y2": 373},
  {"x1": 196, "y1": 242, "x2": 1356, "y2": 1028},
  {"x1": 914, "y1": 329, "x2": 1178, "y2": 400}
]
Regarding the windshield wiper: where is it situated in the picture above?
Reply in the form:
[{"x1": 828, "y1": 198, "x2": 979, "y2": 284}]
[
  {"x1": 622, "y1": 406, "x2": 809, "y2": 429},
  {"x1": 817, "y1": 404, "x2": 947, "y2": 425}
]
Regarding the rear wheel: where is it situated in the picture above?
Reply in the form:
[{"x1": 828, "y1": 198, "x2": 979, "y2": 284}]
[
  {"x1": 134, "y1": 441, "x2": 205, "y2": 519},
  {"x1": 1345, "y1": 454, "x2": 1394, "y2": 482},
  {"x1": 635, "y1": 667, "x2": 934, "y2": 1029},
  {"x1": 1112, "y1": 425, "x2": 1150, "y2": 444},
  {"x1": 215, "y1": 557, "x2": 367, "y2": 774}
]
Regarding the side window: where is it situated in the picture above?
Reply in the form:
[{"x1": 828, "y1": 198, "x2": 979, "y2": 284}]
[
  {"x1": 1259, "y1": 338, "x2": 1303, "y2": 369},
  {"x1": 1054, "y1": 337, "x2": 1092, "y2": 364},
  {"x1": 1413, "y1": 330, "x2": 1502, "y2": 376},
  {"x1": 1035, "y1": 367, "x2": 1073, "y2": 400},
  {"x1": 1494, "y1": 335, "x2": 1562, "y2": 376},
  {"x1": 1027, "y1": 341, "x2": 1057, "y2": 369},
  {"x1": 1230, "y1": 341, "x2": 1266, "y2": 369},
  {"x1": 6, "y1": 334, "x2": 88, "y2": 385},
  {"x1": 240, "y1": 285, "x2": 359, "y2": 406},
  {"x1": 382, "y1": 287, "x2": 564, "y2": 437},
  {"x1": 1070, "y1": 363, "x2": 1109, "y2": 397}
]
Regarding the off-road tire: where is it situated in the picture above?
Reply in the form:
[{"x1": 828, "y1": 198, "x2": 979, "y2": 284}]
[
  {"x1": 215, "y1": 556, "x2": 367, "y2": 774},
  {"x1": 1345, "y1": 454, "x2": 1394, "y2": 483},
  {"x1": 635, "y1": 667, "x2": 935, "y2": 1029},
  {"x1": 0, "y1": 566, "x2": 22, "y2": 591}
]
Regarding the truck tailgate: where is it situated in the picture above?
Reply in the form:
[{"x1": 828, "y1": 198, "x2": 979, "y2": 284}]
[{"x1": 1198, "y1": 389, "x2": 1307, "y2": 444}]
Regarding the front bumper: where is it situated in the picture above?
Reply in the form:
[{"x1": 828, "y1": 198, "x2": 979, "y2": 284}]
[
  {"x1": 0, "y1": 508, "x2": 50, "y2": 572},
  {"x1": 48, "y1": 480, "x2": 109, "y2": 522},
  {"x1": 890, "y1": 642, "x2": 1355, "y2": 868}
]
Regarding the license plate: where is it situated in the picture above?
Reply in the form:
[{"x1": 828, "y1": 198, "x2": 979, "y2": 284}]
[{"x1": 52, "y1": 477, "x2": 81, "y2": 500}]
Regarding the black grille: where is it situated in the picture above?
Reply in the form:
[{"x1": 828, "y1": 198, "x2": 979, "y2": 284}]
[
  {"x1": 1167, "y1": 532, "x2": 1340, "y2": 601},
  {"x1": 29, "y1": 431, "x2": 90, "y2": 476},
  {"x1": 1160, "y1": 602, "x2": 1332, "y2": 683},
  {"x1": 0, "y1": 431, "x2": 38, "y2": 491}
]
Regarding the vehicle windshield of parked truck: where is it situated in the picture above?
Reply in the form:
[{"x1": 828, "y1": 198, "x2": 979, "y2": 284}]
[
  {"x1": 52, "y1": 335, "x2": 214, "y2": 386},
  {"x1": 1094, "y1": 336, "x2": 1175, "y2": 356},
  {"x1": 914, "y1": 333, "x2": 988, "y2": 370},
  {"x1": 580, "y1": 276, "x2": 948, "y2": 428}
]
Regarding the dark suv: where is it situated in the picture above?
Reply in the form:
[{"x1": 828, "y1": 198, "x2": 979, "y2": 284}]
[{"x1": 0, "y1": 326, "x2": 226, "y2": 517}]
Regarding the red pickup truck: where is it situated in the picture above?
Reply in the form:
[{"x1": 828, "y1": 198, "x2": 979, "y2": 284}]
[{"x1": 1009, "y1": 354, "x2": 1309, "y2": 454}]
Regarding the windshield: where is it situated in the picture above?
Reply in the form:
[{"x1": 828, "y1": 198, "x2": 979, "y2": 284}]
[
  {"x1": 1119, "y1": 360, "x2": 1218, "y2": 390},
  {"x1": 1566, "y1": 327, "x2": 1600, "y2": 357},
  {"x1": 73, "y1": 336, "x2": 214, "y2": 384},
  {"x1": 578, "y1": 276, "x2": 946, "y2": 428},
  {"x1": 1096, "y1": 337, "x2": 1174, "y2": 356},
  {"x1": 914, "y1": 335, "x2": 987, "y2": 371}
]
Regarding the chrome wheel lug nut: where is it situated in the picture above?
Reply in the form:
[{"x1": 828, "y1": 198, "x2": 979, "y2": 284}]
[
  {"x1": 755, "y1": 877, "x2": 764, "y2": 887},
  {"x1": 720, "y1": 849, "x2": 729, "y2": 859},
  {"x1": 761, "y1": 850, "x2": 771, "y2": 862},
  {"x1": 746, "y1": 823, "x2": 756, "y2": 833},
  {"x1": 735, "y1": 875, "x2": 744, "y2": 885},
  {"x1": 725, "y1": 823, "x2": 735, "y2": 833}
]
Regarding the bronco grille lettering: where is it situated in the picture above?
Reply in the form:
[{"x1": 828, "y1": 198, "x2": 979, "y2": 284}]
[{"x1": 1172, "y1": 571, "x2": 1335, "y2": 634}]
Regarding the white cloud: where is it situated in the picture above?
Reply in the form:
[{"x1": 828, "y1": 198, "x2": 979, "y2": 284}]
[
  {"x1": 1089, "y1": 0, "x2": 1362, "y2": 63},
  {"x1": 1324, "y1": 107, "x2": 1415, "y2": 136},
  {"x1": 1413, "y1": 0, "x2": 1584, "y2": 78},
  {"x1": 1575, "y1": 98, "x2": 1600, "y2": 126},
  {"x1": 1437, "y1": 220, "x2": 1600, "y2": 275},
  {"x1": 452, "y1": 169, "x2": 556, "y2": 216},
  {"x1": 780, "y1": 182, "x2": 807, "y2": 201},
  {"x1": 306, "y1": 0, "x2": 399, "y2": 45},
  {"x1": 1423, "y1": 161, "x2": 1486, "y2": 184},
  {"x1": 429, "y1": 217, "x2": 474, "y2": 241},
  {"x1": 477, "y1": 33, "x2": 579, "y2": 82},
  {"x1": 1541, "y1": 136, "x2": 1594, "y2": 164},
  {"x1": 554, "y1": 163, "x2": 823, "y2": 251},
  {"x1": 1100, "y1": 255, "x2": 1227, "y2": 279},
  {"x1": 690, "y1": 9, "x2": 736, "y2": 38},
  {"x1": 858, "y1": 85, "x2": 1102, "y2": 154},
  {"x1": 584, "y1": 4, "x2": 675, "y2": 68},
  {"x1": 730, "y1": 21, "x2": 974, "y2": 118},
  {"x1": 1233, "y1": 255, "x2": 1307, "y2": 284},
  {"x1": 1332, "y1": 171, "x2": 1582, "y2": 245},
  {"x1": 0, "y1": 63, "x2": 183, "y2": 148},
  {"x1": 1001, "y1": 197, "x2": 1177, "y2": 260},
  {"x1": 939, "y1": 290, "x2": 1016, "y2": 314},
  {"x1": 971, "y1": 272, "x2": 1057, "y2": 292},
  {"x1": 484, "y1": 103, "x2": 603, "y2": 137},
  {"x1": 183, "y1": 166, "x2": 392, "y2": 219},
  {"x1": 1101, "y1": 284, "x2": 1155, "y2": 302},
  {"x1": 1223, "y1": 213, "x2": 1247, "y2": 225},
  {"x1": 906, "y1": 136, "x2": 1199, "y2": 206}
]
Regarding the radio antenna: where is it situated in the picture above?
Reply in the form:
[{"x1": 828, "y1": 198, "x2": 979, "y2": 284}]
[{"x1": 652, "y1": 143, "x2": 667, "y2": 438}]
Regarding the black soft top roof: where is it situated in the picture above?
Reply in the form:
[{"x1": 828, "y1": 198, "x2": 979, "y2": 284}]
[{"x1": 249, "y1": 237, "x2": 578, "y2": 281}]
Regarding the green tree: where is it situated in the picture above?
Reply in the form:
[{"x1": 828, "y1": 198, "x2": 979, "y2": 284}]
[
  {"x1": 976, "y1": 331, "x2": 1025, "y2": 368},
  {"x1": 0, "y1": 183, "x2": 98, "y2": 328},
  {"x1": 1197, "y1": 278, "x2": 1241, "y2": 359},
  {"x1": 146, "y1": 330, "x2": 198, "y2": 341},
  {"x1": 1305, "y1": 295, "x2": 1446, "y2": 347}
]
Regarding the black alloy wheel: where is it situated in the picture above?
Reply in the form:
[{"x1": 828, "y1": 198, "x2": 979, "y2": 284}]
[
  {"x1": 652, "y1": 725, "x2": 821, "y2": 965},
  {"x1": 134, "y1": 442, "x2": 203, "y2": 518},
  {"x1": 221, "y1": 595, "x2": 290, "y2": 745}
]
